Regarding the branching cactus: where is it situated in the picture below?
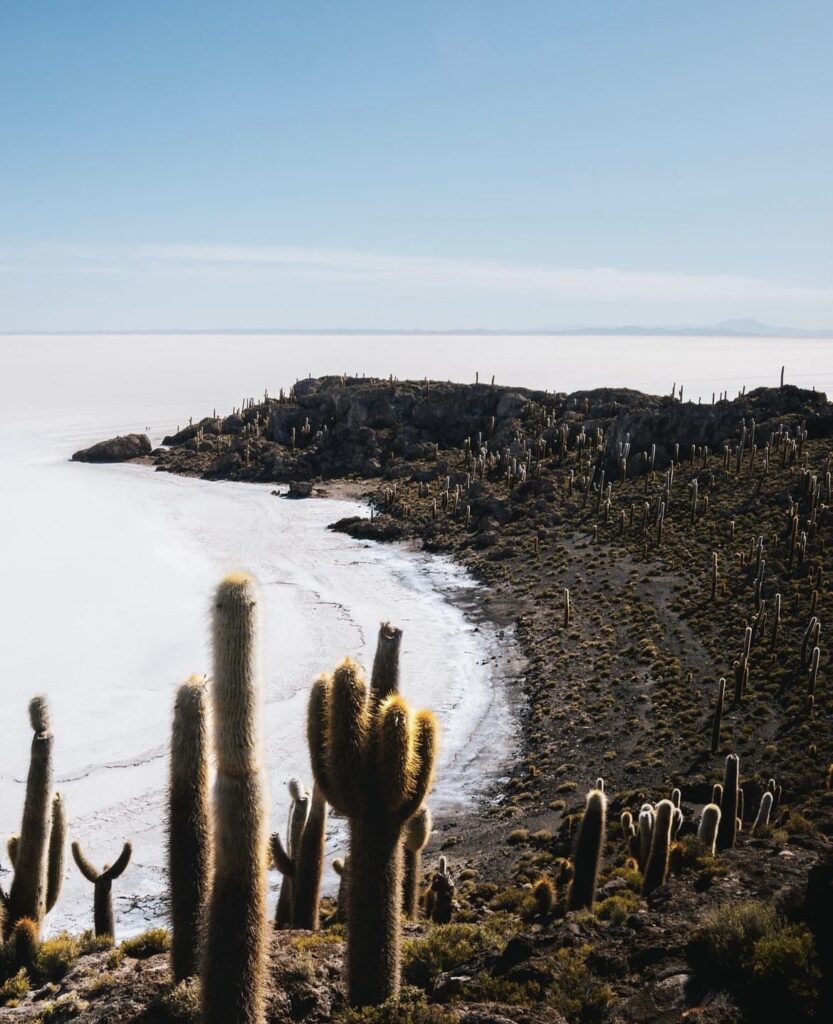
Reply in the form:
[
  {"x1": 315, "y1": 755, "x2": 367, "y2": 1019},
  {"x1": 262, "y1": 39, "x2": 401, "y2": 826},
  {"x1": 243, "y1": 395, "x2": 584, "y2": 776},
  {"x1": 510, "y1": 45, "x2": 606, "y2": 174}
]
[
  {"x1": 293, "y1": 784, "x2": 328, "y2": 929},
  {"x1": 568, "y1": 788, "x2": 606, "y2": 911},
  {"x1": 717, "y1": 754, "x2": 740, "y2": 851},
  {"x1": 71, "y1": 841, "x2": 132, "y2": 938},
  {"x1": 274, "y1": 778, "x2": 309, "y2": 927},
  {"x1": 307, "y1": 656, "x2": 437, "y2": 1006},
  {"x1": 202, "y1": 573, "x2": 269, "y2": 1024},
  {"x1": 5, "y1": 697, "x2": 56, "y2": 937},
  {"x1": 402, "y1": 806, "x2": 432, "y2": 919},
  {"x1": 168, "y1": 676, "x2": 211, "y2": 982},
  {"x1": 698, "y1": 804, "x2": 722, "y2": 855}
]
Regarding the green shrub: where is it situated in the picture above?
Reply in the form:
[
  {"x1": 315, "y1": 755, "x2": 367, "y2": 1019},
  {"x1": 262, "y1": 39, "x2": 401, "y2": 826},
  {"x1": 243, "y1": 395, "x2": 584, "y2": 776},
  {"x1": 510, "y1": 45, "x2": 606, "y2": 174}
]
[
  {"x1": 748, "y1": 924, "x2": 819, "y2": 1015},
  {"x1": 40, "y1": 992, "x2": 90, "y2": 1022},
  {"x1": 157, "y1": 978, "x2": 201, "y2": 1022},
  {"x1": 402, "y1": 919, "x2": 512, "y2": 990},
  {"x1": 36, "y1": 934, "x2": 80, "y2": 982},
  {"x1": 78, "y1": 930, "x2": 113, "y2": 955},
  {"x1": 120, "y1": 927, "x2": 171, "y2": 959},
  {"x1": 337, "y1": 986, "x2": 455, "y2": 1023},
  {"x1": 0, "y1": 968, "x2": 30, "y2": 1007},
  {"x1": 548, "y1": 945, "x2": 614, "y2": 1023},
  {"x1": 595, "y1": 889, "x2": 641, "y2": 925}
]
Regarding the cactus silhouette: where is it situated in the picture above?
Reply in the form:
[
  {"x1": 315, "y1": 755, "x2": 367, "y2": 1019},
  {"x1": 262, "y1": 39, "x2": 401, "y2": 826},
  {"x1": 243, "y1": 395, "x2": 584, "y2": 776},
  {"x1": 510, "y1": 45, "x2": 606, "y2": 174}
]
[
  {"x1": 274, "y1": 778, "x2": 309, "y2": 927},
  {"x1": 168, "y1": 676, "x2": 211, "y2": 982},
  {"x1": 697, "y1": 803, "x2": 721, "y2": 855},
  {"x1": 402, "y1": 806, "x2": 432, "y2": 919},
  {"x1": 202, "y1": 573, "x2": 268, "y2": 1024},
  {"x1": 307, "y1": 656, "x2": 437, "y2": 1006},
  {"x1": 425, "y1": 855, "x2": 455, "y2": 924},
  {"x1": 332, "y1": 857, "x2": 349, "y2": 924},
  {"x1": 272, "y1": 782, "x2": 328, "y2": 929},
  {"x1": 642, "y1": 799, "x2": 674, "y2": 894},
  {"x1": 717, "y1": 754, "x2": 740, "y2": 851},
  {"x1": 45, "y1": 794, "x2": 65, "y2": 915},
  {"x1": 71, "y1": 841, "x2": 132, "y2": 938},
  {"x1": 568, "y1": 788, "x2": 606, "y2": 911},
  {"x1": 752, "y1": 791, "x2": 773, "y2": 832},
  {"x1": 370, "y1": 622, "x2": 402, "y2": 702},
  {"x1": 5, "y1": 697, "x2": 56, "y2": 936}
]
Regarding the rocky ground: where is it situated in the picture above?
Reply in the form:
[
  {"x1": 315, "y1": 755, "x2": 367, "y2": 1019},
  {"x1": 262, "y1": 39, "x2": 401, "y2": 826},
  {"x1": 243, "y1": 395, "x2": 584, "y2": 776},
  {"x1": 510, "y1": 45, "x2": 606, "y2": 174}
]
[{"x1": 18, "y1": 375, "x2": 833, "y2": 1022}]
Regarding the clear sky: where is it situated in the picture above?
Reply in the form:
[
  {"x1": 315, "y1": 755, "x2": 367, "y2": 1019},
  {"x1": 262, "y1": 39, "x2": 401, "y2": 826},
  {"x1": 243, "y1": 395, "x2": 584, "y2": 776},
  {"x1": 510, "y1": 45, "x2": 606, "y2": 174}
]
[{"x1": 1, "y1": 1, "x2": 832, "y2": 331}]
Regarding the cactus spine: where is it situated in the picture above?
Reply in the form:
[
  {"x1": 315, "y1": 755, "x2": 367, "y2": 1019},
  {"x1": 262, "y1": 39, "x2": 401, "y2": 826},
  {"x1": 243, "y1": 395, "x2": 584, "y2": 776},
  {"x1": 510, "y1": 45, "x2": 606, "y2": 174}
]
[
  {"x1": 698, "y1": 803, "x2": 721, "y2": 855},
  {"x1": 717, "y1": 754, "x2": 740, "y2": 851},
  {"x1": 5, "y1": 697, "x2": 55, "y2": 937},
  {"x1": 202, "y1": 573, "x2": 268, "y2": 1024},
  {"x1": 307, "y1": 655, "x2": 437, "y2": 1006},
  {"x1": 568, "y1": 788, "x2": 606, "y2": 911},
  {"x1": 168, "y1": 676, "x2": 211, "y2": 982},
  {"x1": 402, "y1": 806, "x2": 432, "y2": 919},
  {"x1": 642, "y1": 799, "x2": 674, "y2": 895}
]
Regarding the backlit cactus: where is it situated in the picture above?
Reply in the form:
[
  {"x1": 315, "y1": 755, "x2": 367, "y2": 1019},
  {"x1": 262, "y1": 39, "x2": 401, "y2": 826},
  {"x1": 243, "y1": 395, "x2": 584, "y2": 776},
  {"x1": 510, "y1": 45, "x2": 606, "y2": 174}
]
[
  {"x1": 717, "y1": 754, "x2": 740, "y2": 851},
  {"x1": 752, "y1": 791, "x2": 773, "y2": 832},
  {"x1": 271, "y1": 782, "x2": 328, "y2": 930},
  {"x1": 274, "y1": 778, "x2": 309, "y2": 927},
  {"x1": 307, "y1": 655, "x2": 437, "y2": 1006},
  {"x1": 168, "y1": 675, "x2": 211, "y2": 982},
  {"x1": 568, "y1": 788, "x2": 606, "y2": 911},
  {"x1": 5, "y1": 697, "x2": 59, "y2": 937},
  {"x1": 642, "y1": 799, "x2": 673, "y2": 895},
  {"x1": 71, "y1": 840, "x2": 132, "y2": 938},
  {"x1": 697, "y1": 803, "x2": 721, "y2": 855},
  {"x1": 425, "y1": 855, "x2": 455, "y2": 924},
  {"x1": 202, "y1": 573, "x2": 269, "y2": 1024},
  {"x1": 370, "y1": 622, "x2": 402, "y2": 702},
  {"x1": 402, "y1": 806, "x2": 432, "y2": 919}
]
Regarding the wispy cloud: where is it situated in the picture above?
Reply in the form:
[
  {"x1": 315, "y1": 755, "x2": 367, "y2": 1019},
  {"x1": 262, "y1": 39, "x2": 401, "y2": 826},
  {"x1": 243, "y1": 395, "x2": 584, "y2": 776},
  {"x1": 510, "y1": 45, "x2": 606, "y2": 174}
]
[{"x1": 2, "y1": 241, "x2": 832, "y2": 327}]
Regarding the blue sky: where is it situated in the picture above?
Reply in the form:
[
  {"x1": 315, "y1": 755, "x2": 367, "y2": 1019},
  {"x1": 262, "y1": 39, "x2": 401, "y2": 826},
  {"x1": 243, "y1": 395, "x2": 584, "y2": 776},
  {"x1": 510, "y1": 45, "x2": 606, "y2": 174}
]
[{"x1": 1, "y1": 1, "x2": 832, "y2": 330}]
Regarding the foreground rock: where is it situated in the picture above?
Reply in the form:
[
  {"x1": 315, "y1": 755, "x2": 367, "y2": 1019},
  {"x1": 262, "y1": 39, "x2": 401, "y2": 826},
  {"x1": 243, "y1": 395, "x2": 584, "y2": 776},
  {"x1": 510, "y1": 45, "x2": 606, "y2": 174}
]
[{"x1": 71, "y1": 434, "x2": 152, "y2": 463}]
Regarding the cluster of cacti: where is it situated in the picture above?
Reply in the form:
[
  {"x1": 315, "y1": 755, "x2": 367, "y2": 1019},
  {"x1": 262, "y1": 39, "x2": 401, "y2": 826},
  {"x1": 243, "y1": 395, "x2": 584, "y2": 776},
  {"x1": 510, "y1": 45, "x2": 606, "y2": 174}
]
[{"x1": 2, "y1": 697, "x2": 65, "y2": 941}]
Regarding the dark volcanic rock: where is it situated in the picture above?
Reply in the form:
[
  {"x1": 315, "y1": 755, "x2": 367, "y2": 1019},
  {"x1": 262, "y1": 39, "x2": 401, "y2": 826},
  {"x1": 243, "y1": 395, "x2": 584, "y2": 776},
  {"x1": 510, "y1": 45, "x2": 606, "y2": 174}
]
[{"x1": 72, "y1": 433, "x2": 151, "y2": 463}]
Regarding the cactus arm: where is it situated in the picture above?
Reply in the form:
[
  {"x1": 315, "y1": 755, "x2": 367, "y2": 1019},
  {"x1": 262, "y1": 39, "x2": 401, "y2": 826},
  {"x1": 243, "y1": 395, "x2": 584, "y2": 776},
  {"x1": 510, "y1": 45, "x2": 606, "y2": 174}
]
[
  {"x1": 370, "y1": 623, "x2": 402, "y2": 702},
  {"x1": 307, "y1": 675, "x2": 335, "y2": 806},
  {"x1": 397, "y1": 713, "x2": 437, "y2": 822},
  {"x1": 6, "y1": 836, "x2": 19, "y2": 868},
  {"x1": 377, "y1": 697, "x2": 417, "y2": 812},
  {"x1": 103, "y1": 842, "x2": 132, "y2": 881},
  {"x1": 71, "y1": 842, "x2": 100, "y2": 883},
  {"x1": 327, "y1": 660, "x2": 370, "y2": 816},
  {"x1": 270, "y1": 833, "x2": 294, "y2": 876},
  {"x1": 45, "y1": 794, "x2": 66, "y2": 913}
]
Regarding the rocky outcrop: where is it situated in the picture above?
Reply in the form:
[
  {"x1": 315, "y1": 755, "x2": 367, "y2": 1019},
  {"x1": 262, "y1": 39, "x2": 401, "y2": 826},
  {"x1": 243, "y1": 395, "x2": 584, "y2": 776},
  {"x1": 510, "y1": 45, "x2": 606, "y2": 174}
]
[{"x1": 72, "y1": 434, "x2": 152, "y2": 463}]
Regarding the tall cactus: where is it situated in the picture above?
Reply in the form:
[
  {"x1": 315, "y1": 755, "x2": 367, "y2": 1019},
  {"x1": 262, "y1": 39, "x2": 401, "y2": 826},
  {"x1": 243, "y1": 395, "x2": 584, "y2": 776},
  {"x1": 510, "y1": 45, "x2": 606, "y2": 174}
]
[
  {"x1": 202, "y1": 573, "x2": 268, "y2": 1024},
  {"x1": 642, "y1": 799, "x2": 673, "y2": 895},
  {"x1": 5, "y1": 697, "x2": 55, "y2": 937},
  {"x1": 307, "y1": 657, "x2": 437, "y2": 1006},
  {"x1": 71, "y1": 841, "x2": 132, "y2": 938},
  {"x1": 370, "y1": 622, "x2": 402, "y2": 702},
  {"x1": 45, "y1": 794, "x2": 66, "y2": 915},
  {"x1": 402, "y1": 806, "x2": 432, "y2": 919},
  {"x1": 717, "y1": 754, "x2": 740, "y2": 851},
  {"x1": 168, "y1": 676, "x2": 211, "y2": 982},
  {"x1": 568, "y1": 788, "x2": 606, "y2": 911}
]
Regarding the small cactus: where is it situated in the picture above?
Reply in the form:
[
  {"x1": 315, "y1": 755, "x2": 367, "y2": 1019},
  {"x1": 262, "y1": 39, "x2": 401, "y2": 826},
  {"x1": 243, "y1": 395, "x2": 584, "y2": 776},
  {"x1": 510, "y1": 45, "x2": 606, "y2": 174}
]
[
  {"x1": 425, "y1": 856, "x2": 455, "y2": 924},
  {"x1": 71, "y1": 841, "x2": 132, "y2": 938},
  {"x1": 752, "y1": 791, "x2": 773, "y2": 832},
  {"x1": 274, "y1": 779, "x2": 309, "y2": 927},
  {"x1": 10, "y1": 917, "x2": 39, "y2": 972},
  {"x1": 45, "y1": 794, "x2": 66, "y2": 915},
  {"x1": 293, "y1": 785, "x2": 328, "y2": 930},
  {"x1": 533, "y1": 877, "x2": 555, "y2": 917},
  {"x1": 332, "y1": 857, "x2": 349, "y2": 924},
  {"x1": 697, "y1": 804, "x2": 721, "y2": 855},
  {"x1": 402, "y1": 806, "x2": 432, "y2": 919},
  {"x1": 568, "y1": 788, "x2": 606, "y2": 911}
]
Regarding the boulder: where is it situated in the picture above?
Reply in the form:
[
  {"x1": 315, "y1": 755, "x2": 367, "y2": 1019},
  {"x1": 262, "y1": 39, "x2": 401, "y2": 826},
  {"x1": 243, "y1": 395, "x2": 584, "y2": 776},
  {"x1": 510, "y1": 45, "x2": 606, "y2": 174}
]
[{"x1": 72, "y1": 434, "x2": 152, "y2": 463}]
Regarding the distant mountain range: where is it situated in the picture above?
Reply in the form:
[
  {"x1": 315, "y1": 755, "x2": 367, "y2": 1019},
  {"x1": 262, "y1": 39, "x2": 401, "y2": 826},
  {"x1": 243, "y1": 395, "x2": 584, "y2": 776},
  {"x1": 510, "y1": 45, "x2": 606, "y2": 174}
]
[{"x1": 3, "y1": 318, "x2": 832, "y2": 337}]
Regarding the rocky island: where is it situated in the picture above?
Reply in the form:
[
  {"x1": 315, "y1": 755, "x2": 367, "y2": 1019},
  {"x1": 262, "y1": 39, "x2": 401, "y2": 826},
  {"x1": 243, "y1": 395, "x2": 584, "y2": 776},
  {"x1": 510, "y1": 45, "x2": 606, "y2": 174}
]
[{"x1": 6, "y1": 375, "x2": 833, "y2": 1024}]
